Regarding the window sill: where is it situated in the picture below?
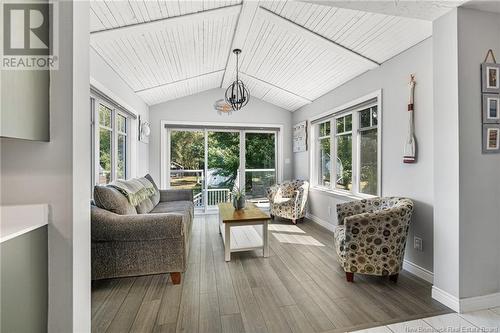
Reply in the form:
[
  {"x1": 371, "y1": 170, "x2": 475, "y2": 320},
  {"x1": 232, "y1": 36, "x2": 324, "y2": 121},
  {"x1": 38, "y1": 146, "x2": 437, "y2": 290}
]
[{"x1": 310, "y1": 186, "x2": 376, "y2": 201}]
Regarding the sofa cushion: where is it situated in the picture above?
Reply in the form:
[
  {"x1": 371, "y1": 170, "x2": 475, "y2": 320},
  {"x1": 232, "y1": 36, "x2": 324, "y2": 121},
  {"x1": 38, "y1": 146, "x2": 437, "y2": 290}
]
[
  {"x1": 145, "y1": 174, "x2": 160, "y2": 206},
  {"x1": 150, "y1": 201, "x2": 193, "y2": 215},
  {"x1": 94, "y1": 186, "x2": 137, "y2": 215},
  {"x1": 136, "y1": 197, "x2": 154, "y2": 214}
]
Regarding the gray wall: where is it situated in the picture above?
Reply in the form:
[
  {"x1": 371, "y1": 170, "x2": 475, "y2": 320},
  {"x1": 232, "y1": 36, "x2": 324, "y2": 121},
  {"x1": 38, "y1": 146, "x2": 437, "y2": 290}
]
[
  {"x1": 1, "y1": 70, "x2": 49, "y2": 141},
  {"x1": 90, "y1": 47, "x2": 150, "y2": 177},
  {"x1": 0, "y1": 2, "x2": 91, "y2": 331},
  {"x1": 149, "y1": 88, "x2": 293, "y2": 186},
  {"x1": 432, "y1": 9, "x2": 461, "y2": 298},
  {"x1": 292, "y1": 38, "x2": 435, "y2": 272},
  {"x1": 457, "y1": 8, "x2": 500, "y2": 298},
  {"x1": 1, "y1": 227, "x2": 48, "y2": 333}
]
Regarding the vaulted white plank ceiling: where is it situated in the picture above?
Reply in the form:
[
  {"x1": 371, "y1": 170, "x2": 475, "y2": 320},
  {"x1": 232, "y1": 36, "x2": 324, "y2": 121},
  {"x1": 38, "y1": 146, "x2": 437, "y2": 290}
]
[{"x1": 90, "y1": 0, "x2": 459, "y2": 111}]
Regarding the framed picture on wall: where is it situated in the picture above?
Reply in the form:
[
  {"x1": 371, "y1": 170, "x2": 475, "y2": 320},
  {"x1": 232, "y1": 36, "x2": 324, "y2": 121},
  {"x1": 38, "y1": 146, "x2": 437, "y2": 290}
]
[
  {"x1": 481, "y1": 63, "x2": 500, "y2": 93},
  {"x1": 482, "y1": 94, "x2": 500, "y2": 123},
  {"x1": 482, "y1": 124, "x2": 500, "y2": 153}
]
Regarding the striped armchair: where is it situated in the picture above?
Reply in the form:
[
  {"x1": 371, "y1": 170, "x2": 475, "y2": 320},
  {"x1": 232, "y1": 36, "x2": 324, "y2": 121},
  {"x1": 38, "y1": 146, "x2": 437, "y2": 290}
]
[
  {"x1": 267, "y1": 180, "x2": 309, "y2": 224},
  {"x1": 333, "y1": 197, "x2": 414, "y2": 282}
]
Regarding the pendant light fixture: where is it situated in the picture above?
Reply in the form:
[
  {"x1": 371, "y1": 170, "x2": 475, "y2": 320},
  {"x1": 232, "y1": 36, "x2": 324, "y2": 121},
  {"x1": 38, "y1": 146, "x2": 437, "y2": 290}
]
[{"x1": 225, "y1": 49, "x2": 249, "y2": 111}]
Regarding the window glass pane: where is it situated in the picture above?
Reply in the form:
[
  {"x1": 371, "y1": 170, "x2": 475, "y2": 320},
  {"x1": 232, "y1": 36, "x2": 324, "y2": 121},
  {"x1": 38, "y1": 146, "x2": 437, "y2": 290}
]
[
  {"x1": 335, "y1": 134, "x2": 352, "y2": 191},
  {"x1": 170, "y1": 130, "x2": 205, "y2": 207},
  {"x1": 117, "y1": 114, "x2": 126, "y2": 133},
  {"x1": 359, "y1": 128, "x2": 378, "y2": 195},
  {"x1": 345, "y1": 114, "x2": 352, "y2": 132},
  {"x1": 360, "y1": 109, "x2": 371, "y2": 128},
  {"x1": 372, "y1": 107, "x2": 378, "y2": 126},
  {"x1": 207, "y1": 131, "x2": 240, "y2": 205},
  {"x1": 99, "y1": 105, "x2": 112, "y2": 127},
  {"x1": 336, "y1": 117, "x2": 344, "y2": 134},
  {"x1": 319, "y1": 138, "x2": 331, "y2": 186},
  {"x1": 319, "y1": 122, "x2": 330, "y2": 137},
  {"x1": 245, "y1": 132, "x2": 276, "y2": 199},
  {"x1": 99, "y1": 128, "x2": 112, "y2": 184},
  {"x1": 117, "y1": 133, "x2": 126, "y2": 180}
]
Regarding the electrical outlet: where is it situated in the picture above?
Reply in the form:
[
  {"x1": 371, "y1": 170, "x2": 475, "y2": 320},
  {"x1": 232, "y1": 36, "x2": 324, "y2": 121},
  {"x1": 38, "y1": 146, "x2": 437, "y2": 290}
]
[{"x1": 414, "y1": 237, "x2": 423, "y2": 251}]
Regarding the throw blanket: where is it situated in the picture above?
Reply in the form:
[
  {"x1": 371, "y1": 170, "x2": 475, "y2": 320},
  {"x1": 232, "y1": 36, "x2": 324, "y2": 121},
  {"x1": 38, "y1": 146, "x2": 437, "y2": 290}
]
[{"x1": 110, "y1": 177, "x2": 156, "y2": 206}]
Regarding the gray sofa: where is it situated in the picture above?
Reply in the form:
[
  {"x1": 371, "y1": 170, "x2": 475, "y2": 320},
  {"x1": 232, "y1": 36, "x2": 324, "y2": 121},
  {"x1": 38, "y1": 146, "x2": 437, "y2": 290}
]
[{"x1": 91, "y1": 174, "x2": 193, "y2": 284}]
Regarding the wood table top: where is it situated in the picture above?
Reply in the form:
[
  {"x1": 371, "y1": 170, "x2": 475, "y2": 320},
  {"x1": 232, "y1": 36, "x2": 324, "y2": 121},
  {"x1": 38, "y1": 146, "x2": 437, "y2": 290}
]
[{"x1": 218, "y1": 202, "x2": 270, "y2": 223}]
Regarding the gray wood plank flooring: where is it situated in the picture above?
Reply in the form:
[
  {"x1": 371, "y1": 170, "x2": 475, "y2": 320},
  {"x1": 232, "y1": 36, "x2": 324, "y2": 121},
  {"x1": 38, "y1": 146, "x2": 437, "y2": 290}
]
[{"x1": 92, "y1": 214, "x2": 451, "y2": 333}]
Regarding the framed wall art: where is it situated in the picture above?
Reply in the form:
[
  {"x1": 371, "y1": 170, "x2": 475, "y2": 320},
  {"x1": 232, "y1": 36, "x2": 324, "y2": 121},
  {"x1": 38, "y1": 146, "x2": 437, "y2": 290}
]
[
  {"x1": 482, "y1": 94, "x2": 500, "y2": 123},
  {"x1": 293, "y1": 121, "x2": 307, "y2": 153},
  {"x1": 481, "y1": 50, "x2": 500, "y2": 94},
  {"x1": 482, "y1": 124, "x2": 500, "y2": 154}
]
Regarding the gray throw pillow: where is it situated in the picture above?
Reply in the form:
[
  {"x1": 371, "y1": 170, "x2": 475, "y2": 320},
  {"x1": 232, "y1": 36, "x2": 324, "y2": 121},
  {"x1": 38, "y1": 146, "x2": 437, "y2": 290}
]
[
  {"x1": 94, "y1": 186, "x2": 137, "y2": 215},
  {"x1": 136, "y1": 197, "x2": 154, "y2": 214},
  {"x1": 145, "y1": 174, "x2": 160, "y2": 207}
]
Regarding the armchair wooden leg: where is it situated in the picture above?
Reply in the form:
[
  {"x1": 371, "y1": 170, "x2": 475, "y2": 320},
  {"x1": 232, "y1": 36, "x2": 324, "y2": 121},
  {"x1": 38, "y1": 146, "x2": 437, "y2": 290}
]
[
  {"x1": 170, "y1": 272, "x2": 181, "y2": 285},
  {"x1": 389, "y1": 274, "x2": 398, "y2": 283},
  {"x1": 270, "y1": 214, "x2": 274, "y2": 219},
  {"x1": 346, "y1": 272, "x2": 354, "y2": 282}
]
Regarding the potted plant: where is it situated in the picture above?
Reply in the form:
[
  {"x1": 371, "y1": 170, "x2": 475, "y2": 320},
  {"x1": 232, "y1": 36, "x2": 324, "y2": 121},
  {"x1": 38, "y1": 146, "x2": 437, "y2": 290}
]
[{"x1": 232, "y1": 186, "x2": 246, "y2": 210}]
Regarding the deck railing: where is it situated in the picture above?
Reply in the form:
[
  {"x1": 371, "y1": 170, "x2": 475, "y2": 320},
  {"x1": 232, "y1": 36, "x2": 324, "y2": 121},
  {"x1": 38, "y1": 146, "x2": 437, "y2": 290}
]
[{"x1": 193, "y1": 188, "x2": 233, "y2": 208}]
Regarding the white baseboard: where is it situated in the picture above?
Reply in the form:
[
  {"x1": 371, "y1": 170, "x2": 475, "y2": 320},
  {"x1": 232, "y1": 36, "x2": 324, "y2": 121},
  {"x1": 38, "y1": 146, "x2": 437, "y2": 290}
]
[
  {"x1": 432, "y1": 286, "x2": 461, "y2": 312},
  {"x1": 460, "y1": 291, "x2": 500, "y2": 313},
  {"x1": 403, "y1": 260, "x2": 434, "y2": 284},
  {"x1": 305, "y1": 212, "x2": 335, "y2": 232},
  {"x1": 432, "y1": 286, "x2": 500, "y2": 313}
]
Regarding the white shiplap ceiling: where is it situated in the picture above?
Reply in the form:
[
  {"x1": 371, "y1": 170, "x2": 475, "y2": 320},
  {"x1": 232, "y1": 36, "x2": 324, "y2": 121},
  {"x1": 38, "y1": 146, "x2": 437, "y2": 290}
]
[{"x1": 90, "y1": 0, "x2": 457, "y2": 111}]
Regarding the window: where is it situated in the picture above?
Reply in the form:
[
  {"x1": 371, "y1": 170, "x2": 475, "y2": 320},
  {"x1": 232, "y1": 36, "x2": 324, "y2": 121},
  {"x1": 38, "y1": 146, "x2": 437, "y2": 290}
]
[
  {"x1": 318, "y1": 122, "x2": 331, "y2": 187},
  {"x1": 91, "y1": 95, "x2": 130, "y2": 186},
  {"x1": 312, "y1": 98, "x2": 380, "y2": 197},
  {"x1": 335, "y1": 114, "x2": 352, "y2": 191}
]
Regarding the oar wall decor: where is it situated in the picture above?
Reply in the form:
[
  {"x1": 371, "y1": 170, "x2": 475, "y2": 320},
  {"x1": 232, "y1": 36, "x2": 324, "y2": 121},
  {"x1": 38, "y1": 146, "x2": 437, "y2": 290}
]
[{"x1": 403, "y1": 74, "x2": 417, "y2": 163}]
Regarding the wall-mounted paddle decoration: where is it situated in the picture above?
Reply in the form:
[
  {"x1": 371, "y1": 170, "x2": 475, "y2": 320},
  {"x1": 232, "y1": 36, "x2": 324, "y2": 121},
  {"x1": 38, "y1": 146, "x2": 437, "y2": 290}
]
[
  {"x1": 403, "y1": 74, "x2": 417, "y2": 164},
  {"x1": 481, "y1": 49, "x2": 500, "y2": 154}
]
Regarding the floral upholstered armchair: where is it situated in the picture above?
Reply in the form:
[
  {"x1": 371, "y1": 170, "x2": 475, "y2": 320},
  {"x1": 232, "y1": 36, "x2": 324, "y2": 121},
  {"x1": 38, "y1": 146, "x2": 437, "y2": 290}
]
[
  {"x1": 266, "y1": 180, "x2": 309, "y2": 224},
  {"x1": 333, "y1": 197, "x2": 414, "y2": 283}
]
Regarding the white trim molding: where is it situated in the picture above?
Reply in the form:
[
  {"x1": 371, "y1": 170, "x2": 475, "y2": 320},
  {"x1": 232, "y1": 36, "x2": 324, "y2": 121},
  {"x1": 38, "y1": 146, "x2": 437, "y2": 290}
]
[
  {"x1": 432, "y1": 287, "x2": 461, "y2": 312},
  {"x1": 432, "y1": 287, "x2": 500, "y2": 313},
  {"x1": 306, "y1": 212, "x2": 335, "y2": 232},
  {"x1": 402, "y1": 260, "x2": 434, "y2": 284},
  {"x1": 460, "y1": 292, "x2": 500, "y2": 313}
]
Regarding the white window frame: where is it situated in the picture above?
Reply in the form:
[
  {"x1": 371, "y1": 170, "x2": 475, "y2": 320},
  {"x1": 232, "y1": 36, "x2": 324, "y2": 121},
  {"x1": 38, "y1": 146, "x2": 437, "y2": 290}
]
[
  {"x1": 91, "y1": 94, "x2": 131, "y2": 186},
  {"x1": 160, "y1": 120, "x2": 284, "y2": 212},
  {"x1": 309, "y1": 90, "x2": 382, "y2": 199}
]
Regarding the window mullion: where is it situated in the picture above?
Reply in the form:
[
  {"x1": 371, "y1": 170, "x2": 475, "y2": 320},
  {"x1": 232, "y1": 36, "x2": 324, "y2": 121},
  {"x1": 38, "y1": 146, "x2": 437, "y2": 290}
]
[
  {"x1": 352, "y1": 111, "x2": 359, "y2": 196},
  {"x1": 330, "y1": 119, "x2": 335, "y2": 191},
  {"x1": 111, "y1": 110, "x2": 117, "y2": 182}
]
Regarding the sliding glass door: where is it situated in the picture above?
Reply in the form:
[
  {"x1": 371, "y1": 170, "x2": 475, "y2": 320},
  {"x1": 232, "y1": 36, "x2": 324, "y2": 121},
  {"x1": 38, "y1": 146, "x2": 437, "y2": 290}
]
[
  {"x1": 207, "y1": 131, "x2": 240, "y2": 206},
  {"x1": 167, "y1": 126, "x2": 279, "y2": 211},
  {"x1": 245, "y1": 132, "x2": 276, "y2": 200},
  {"x1": 169, "y1": 129, "x2": 205, "y2": 208}
]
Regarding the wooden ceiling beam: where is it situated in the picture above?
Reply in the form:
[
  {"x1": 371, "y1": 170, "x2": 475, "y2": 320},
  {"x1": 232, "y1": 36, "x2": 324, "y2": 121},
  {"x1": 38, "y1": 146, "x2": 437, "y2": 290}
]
[
  {"x1": 134, "y1": 70, "x2": 225, "y2": 93},
  {"x1": 220, "y1": 1, "x2": 260, "y2": 88},
  {"x1": 91, "y1": 3, "x2": 242, "y2": 39},
  {"x1": 240, "y1": 72, "x2": 312, "y2": 105},
  {"x1": 257, "y1": 6, "x2": 380, "y2": 68}
]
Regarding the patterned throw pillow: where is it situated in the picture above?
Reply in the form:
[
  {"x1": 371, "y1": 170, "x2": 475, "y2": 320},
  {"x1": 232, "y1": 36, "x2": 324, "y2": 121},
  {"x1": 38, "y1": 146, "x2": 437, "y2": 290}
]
[{"x1": 145, "y1": 174, "x2": 160, "y2": 206}]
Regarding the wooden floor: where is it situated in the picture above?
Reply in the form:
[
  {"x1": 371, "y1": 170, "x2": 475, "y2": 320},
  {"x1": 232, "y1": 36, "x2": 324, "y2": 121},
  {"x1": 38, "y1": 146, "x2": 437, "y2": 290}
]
[{"x1": 92, "y1": 214, "x2": 451, "y2": 333}]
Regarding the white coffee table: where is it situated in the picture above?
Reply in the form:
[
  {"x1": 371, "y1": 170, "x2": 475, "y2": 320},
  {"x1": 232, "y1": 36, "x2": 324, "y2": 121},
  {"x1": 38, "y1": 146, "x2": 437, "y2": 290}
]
[{"x1": 218, "y1": 202, "x2": 270, "y2": 262}]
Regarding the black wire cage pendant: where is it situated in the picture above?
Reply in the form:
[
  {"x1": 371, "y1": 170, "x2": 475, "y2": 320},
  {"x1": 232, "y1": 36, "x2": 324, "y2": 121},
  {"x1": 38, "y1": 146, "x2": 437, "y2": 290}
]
[{"x1": 225, "y1": 49, "x2": 249, "y2": 111}]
